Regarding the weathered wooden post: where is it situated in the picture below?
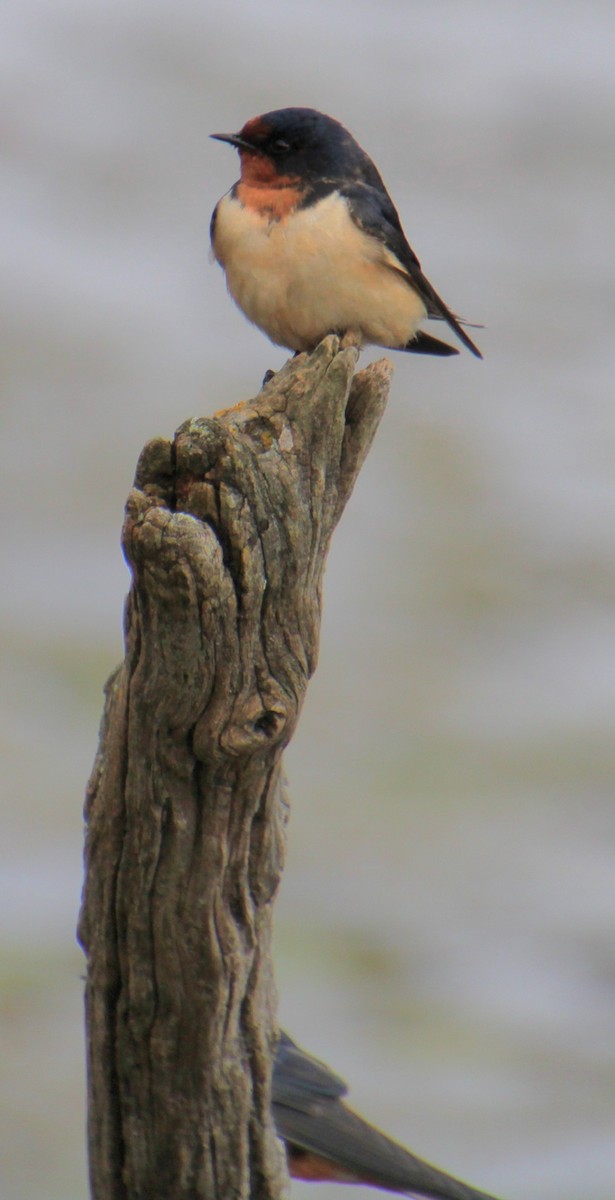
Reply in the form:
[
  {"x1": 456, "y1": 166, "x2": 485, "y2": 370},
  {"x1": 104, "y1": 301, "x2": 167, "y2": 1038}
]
[{"x1": 78, "y1": 337, "x2": 391, "y2": 1199}]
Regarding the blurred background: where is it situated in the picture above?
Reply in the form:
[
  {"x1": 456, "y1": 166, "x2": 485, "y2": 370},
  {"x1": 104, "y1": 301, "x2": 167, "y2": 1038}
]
[{"x1": 2, "y1": 2, "x2": 615, "y2": 1197}]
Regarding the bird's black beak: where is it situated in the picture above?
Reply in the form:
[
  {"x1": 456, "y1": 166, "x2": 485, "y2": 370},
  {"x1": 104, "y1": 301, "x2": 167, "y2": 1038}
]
[{"x1": 210, "y1": 131, "x2": 254, "y2": 151}]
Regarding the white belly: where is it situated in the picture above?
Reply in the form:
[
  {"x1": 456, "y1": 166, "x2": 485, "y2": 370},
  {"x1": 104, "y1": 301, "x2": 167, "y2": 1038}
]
[{"x1": 212, "y1": 191, "x2": 426, "y2": 352}]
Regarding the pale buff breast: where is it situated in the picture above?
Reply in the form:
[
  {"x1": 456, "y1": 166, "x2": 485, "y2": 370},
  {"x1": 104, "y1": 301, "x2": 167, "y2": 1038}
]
[{"x1": 212, "y1": 191, "x2": 427, "y2": 352}]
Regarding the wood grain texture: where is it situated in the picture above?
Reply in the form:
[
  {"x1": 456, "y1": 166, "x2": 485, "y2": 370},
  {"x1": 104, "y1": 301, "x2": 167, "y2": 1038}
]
[{"x1": 78, "y1": 336, "x2": 392, "y2": 1199}]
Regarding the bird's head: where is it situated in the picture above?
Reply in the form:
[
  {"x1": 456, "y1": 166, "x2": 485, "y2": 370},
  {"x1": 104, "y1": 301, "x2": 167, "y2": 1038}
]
[{"x1": 211, "y1": 107, "x2": 372, "y2": 186}]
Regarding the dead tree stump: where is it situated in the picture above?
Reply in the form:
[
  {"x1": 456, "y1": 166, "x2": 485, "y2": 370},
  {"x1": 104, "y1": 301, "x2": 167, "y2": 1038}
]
[{"x1": 78, "y1": 336, "x2": 392, "y2": 1200}]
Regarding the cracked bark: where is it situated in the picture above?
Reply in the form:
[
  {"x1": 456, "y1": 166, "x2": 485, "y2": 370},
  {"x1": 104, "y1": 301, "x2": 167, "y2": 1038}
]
[{"x1": 77, "y1": 336, "x2": 392, "y2": 1200}]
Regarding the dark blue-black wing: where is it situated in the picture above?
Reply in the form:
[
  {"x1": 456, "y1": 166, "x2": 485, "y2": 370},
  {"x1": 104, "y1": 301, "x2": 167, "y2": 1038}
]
[
  {"x1": 273, "y1": 1033, "x2": 503, "y2": 1200},
  {"x1": 273, "y1": 1030, "x2": 348, "y2": 1109},
  {"x1": 342, "y1": 181, "x2": 482, "y2": 359}
]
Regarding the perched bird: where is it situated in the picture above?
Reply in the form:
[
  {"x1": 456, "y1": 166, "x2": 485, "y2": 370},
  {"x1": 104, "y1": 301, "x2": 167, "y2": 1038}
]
[
  {"x1": 273, "y1": 1032, "x2": 503, "y2": 1200},
  {"x1": 211, "y1": 107, "x2": 481, "y2": 359}
]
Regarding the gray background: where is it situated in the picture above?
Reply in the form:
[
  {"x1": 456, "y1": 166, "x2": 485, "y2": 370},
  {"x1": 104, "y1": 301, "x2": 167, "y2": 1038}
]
[{"x1": 2, "y1": 2, "x2": 615, "y2": 1197}]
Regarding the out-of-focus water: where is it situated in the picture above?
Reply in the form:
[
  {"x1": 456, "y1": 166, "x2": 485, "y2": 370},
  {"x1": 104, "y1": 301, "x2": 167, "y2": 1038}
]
[{"x1": 1, "y1": 3, "x2": 614, "y2": 1198}]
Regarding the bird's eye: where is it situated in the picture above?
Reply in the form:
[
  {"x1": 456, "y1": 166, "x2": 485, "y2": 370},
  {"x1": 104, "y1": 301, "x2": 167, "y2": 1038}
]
[{"x1": 271, "y1": 138, "x2": 291, "y2": 153}]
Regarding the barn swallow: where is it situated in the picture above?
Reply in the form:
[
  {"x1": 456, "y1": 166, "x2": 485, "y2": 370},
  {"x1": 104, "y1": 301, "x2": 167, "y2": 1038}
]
[
  {"x1": 273, "y1": 1033, "x2": 503, "y2": 1200},
  {"x1": 210, "y1": 107, "x2": 482, "y2": 359}
]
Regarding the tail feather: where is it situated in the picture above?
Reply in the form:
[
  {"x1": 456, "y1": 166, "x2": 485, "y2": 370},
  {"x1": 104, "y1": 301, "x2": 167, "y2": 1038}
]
[{"x1": 404, "y1": 332, "x2": 459, "y2": 357}]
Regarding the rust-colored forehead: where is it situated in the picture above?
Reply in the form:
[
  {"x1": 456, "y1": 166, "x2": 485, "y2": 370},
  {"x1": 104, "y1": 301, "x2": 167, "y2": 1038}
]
[{"x1": 240, "y1": 115, "x2": 271, "y2": 140}]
